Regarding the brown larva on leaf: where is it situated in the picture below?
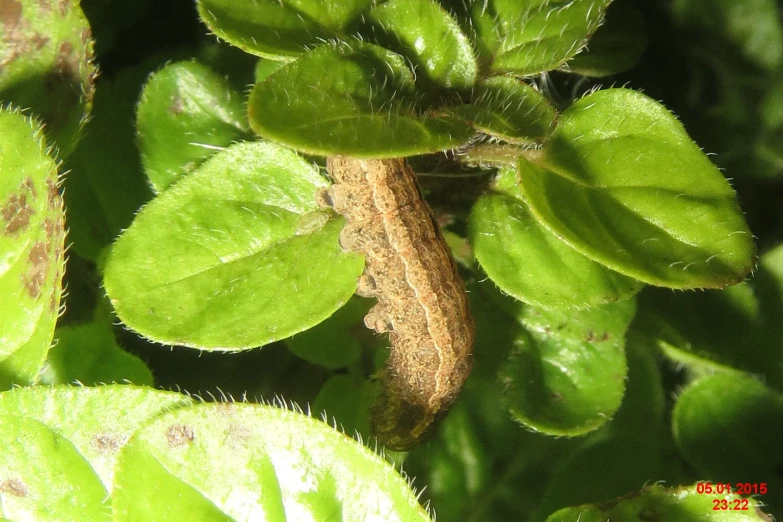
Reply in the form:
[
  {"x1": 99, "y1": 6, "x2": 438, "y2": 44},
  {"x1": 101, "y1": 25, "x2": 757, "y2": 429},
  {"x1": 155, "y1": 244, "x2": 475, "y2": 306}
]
[{"x1": 318, "y1": 156, "x2": 474, "y2": 450}]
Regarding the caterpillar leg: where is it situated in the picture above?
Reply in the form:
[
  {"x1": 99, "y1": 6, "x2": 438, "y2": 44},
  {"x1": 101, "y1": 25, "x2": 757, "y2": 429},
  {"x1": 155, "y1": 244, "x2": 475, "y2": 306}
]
[
  {"x1": 356, "y1": 273, "x2": 377, "y2": 298},
  {"x1": 364, "y1": 303, "x2": 393, "y2": 333}
]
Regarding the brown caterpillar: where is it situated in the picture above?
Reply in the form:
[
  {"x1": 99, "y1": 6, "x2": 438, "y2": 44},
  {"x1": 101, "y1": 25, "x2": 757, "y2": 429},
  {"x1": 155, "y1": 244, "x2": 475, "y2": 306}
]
[{"x1": 318, "y1": 156, "x2": 474, "y2": 450}]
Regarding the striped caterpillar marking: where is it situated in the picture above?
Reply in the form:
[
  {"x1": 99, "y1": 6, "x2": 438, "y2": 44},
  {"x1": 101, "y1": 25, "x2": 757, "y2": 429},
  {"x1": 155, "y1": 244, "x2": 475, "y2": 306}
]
[{"x1": 318, "y1": 157, "x2": 474, "y2": 450}]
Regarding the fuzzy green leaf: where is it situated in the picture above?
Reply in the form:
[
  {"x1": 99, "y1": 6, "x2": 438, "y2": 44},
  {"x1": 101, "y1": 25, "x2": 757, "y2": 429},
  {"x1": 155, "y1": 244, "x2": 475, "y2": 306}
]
[
  {"x1": 632, "y1": 245, "x2": 783, "y2": 388},
  {"x1": 672, "y1": 0, "x2": 783, "y2": 71},
  {"x1": 40, "y1": 305, "x2": 153, "y2": 386},
  {"x1": 0, "y1": 416, "x2": 108, "y2": 521},
  {"x1": 0, "y1": 0, "x2": 96, "y2": 155},
  {"x1": 500, "y1": 298, "x2": 635, "y2": 435},
  {"x1": 673, "y1": 373, "x2": 783, "y2": 511},
  {"x1": 62, "y1": 67, "x2": 154, "y2": 262},
  {"x1": 545, "y1": 484, "x2": 771, "y2": 521},
  {"x1": 448, "y1": 0, "x2": 611, "y2": 76},
  {"x1": 286, "y1": 296, "x2": 374, "y2": 369},
  {"x1": 361, "y1": 0, "x2": 477, "y2": 91},
  {"x1": 196, "y1": 0, "x2": 373, "y2": 59},
  {"x1": 520, "y1": 88, "x2": 755, "y2": 289},
  {"x1": 0, "y1": 109, "x2": 65, "y2": 388},
  {"x1": 112, "y1": 403, "x2": 432, "y2": 521},
  {"x1": 0, "y1": 385, "x2": 192, "y2": 491},
  {"x1": 450, "y1": 77, "x2": 556, "y2": 143},
  {"x1": 137, "y1": 60, "x2": 252, "y2": 193},
  {"x1": 103, "y1": 141, "x2": 363, "y2": 349},
  {"x1": 248, "y1": 41, "x2": 473, "y2": 157},
  {"x1": 471, "y1": 167, "x2": 643, "y2": 309},
  {"x1": 313, "y1": 374, "x2": 374, "y2": 441},
  {"x1": 565, "y1": 1, "x2": 648, "y2": 77}
]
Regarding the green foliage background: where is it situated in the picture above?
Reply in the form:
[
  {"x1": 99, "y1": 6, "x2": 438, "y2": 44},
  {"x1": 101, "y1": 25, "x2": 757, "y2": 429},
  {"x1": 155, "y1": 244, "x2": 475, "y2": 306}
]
[{"x1": 1, "y1": 0, "x2": 782, "y2": 520}]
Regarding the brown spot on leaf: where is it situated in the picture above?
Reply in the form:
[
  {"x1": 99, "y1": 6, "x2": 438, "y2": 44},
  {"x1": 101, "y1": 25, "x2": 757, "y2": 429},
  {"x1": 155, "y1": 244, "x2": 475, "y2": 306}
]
[
  {"x1": 169, "y1": 96, "x2": 185, "y2": 114},
  {"x1": 1, "y1": 193, "x2": 34, "y2": 234},
  {"x1": 47, "y1": 177, "x2": 61, "y2": 209},
  {"x1": 56, "y1": 0, "x2": 70, "y2": 16},
  {"x1": 23, "y1": 241, "x2": 49, "y2": 298},
  {"x1": 166, "y1": 424, "x2": 195, "y2": 447},
  {"x1": 0, "y1": 478, "x2": 28, "y2": 497},
  {"x1": 0, "y1": 0, "x2": 22, "y2": 30},
  {"x1": 30, "y1": 32, "x2": 49, "y2": 49},
  {"x1": 92, "y1": 433, "x2": 122, "y2": 452}
]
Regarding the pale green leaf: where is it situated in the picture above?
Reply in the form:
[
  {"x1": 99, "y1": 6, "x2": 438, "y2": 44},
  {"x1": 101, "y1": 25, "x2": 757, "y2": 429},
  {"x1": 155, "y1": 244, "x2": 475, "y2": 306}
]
[
  {"x1": 103, "y1": 141, "x2": 363, "y2": 349},
  {"x1": 520, "y1": 88, "x2": 755, "y2": 289},
  {"x1": 112, "y1": 403, "x2": 432, "y2": 521},
  {"x1": 0, "y1": 108, "x2": 65, "y2": 388}
]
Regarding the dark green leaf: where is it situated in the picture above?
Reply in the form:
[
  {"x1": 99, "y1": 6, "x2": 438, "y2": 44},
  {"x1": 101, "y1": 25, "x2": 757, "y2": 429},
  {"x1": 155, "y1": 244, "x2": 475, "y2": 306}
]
[
  {"x1": 450, "y1": 77, "x2": 556, "y2": 143},
  {"x1": 362, "y1": 0, "x2": 477, "y2": 90},
  {"x1": 546, "y1": 484, "x2": 772, "y2": 521},
  {"x1": 673, "y1": 373, "x2": 783, "y2": 512},
  {"x1": 0, "y1": 0, "x2": 96, "y2": 155},
  {"x1": 196, "y1": 0, "x2": 373, "y2": 59},
  {"x1": 248, "y1": 41, "x2": 473, "y2": 157},
  {"x1": 448, "y1": 0, "x2": 611, "y2": 76},
  {"x1": 500, "y1": 298, "x2": 636, "y2": 435},
  {"x1": 565, "y1": 1, "x2": 648, "y2": 77}
]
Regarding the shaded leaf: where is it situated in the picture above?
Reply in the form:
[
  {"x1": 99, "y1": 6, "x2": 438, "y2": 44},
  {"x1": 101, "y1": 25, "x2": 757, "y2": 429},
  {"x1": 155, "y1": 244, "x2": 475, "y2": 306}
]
[
  {"x1": 673, "y1": 373, "x2": 783, "y2": 512},
  {"x1": 0, "y1": 0, "x2": 96, "y2": 155},
  {"x1": 545, "y1": 484, "x2": 772, "y2": 521},
  {"x1": 448, "y1": 0, "x2": 611, "y2": 76},
  {"x1": 500, "y1": 298, "x2": 636, "y2": 435},
  {"x1": 450, "y1": 76, "x2": 556, "y2": 143},
  {"x1": 362, "y1": 0, "x2": 477, "y2": 90},
  {"x1": 196, "y1": 0, "x2": 373, "y2": 59}
]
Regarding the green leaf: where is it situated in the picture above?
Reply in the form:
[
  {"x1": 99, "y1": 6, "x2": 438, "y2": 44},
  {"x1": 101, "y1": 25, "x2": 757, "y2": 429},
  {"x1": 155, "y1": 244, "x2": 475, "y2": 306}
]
[
  {"x1": 196, "y1": 0, "x2": 373, "y2": 60},
  {"x1": 673, "y1": 373, "x2": 783, "y2": 511},
  {"x1": 137, "y1": 60, "x2": 252, "y2": 193},
  {"x1": 519, "y1": 88, "x2": 755, "y2": 289},
  {"x1": 500, "y1": 298, "x2": 636, "y2": 435},
  {"x1": 0, "y1": 108, "x2": 65, "y2": 388},
  {"x1": 0, "y1": 416, "x2": 108, "y2": 521},
  {"x1": 62, "y1": 67, "x2": 154, "y2": 262},
  {"x1": 448, "y1": 0, "x2": 611, "y2": 76},
  {"x1": 112, "y1": 402, "x2": 432, "y2": 521},
  {"x1": 248, "y1": 41, "x2": 473, "y2": 157},
  {"x1": 450, "y1": 76, "x2": 556, "y2": 143},
  {"x1": 672, "y1": 0, "x2": 783, "y2": 71},
  {"x1": 40, "y1": 305, "x2": 153, "y2": 386},
  {"x1": 545, "y1": 483, "x2": 772, "y2": 521},
  {"x1": 0, "y1": 0, "x2": 96, "y2": 155},
  {"x1": 286, "y1": 296, "x2": 374, "y2": 369},
  {"x1": 471, "y1": 166, "x2": 643, "y2": 309},
  {"x1": 313, "y1": 374, "x2": 374, "y2": 441},
  {"x1": 0, "y1": 385, "x2": 192, "y2": 491},
  {"x1": 564, "y1": 1, "x2": 648, "y2": 77},
  {"x1": 361, "y1": 0, "x2": 477, "y2": 90},
  {"x1": 103, "y1": 141, "x2": 363, "y2": 349},
  {"x1": 404, "y1": 403, "x2": 493, "y2": 522}
]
